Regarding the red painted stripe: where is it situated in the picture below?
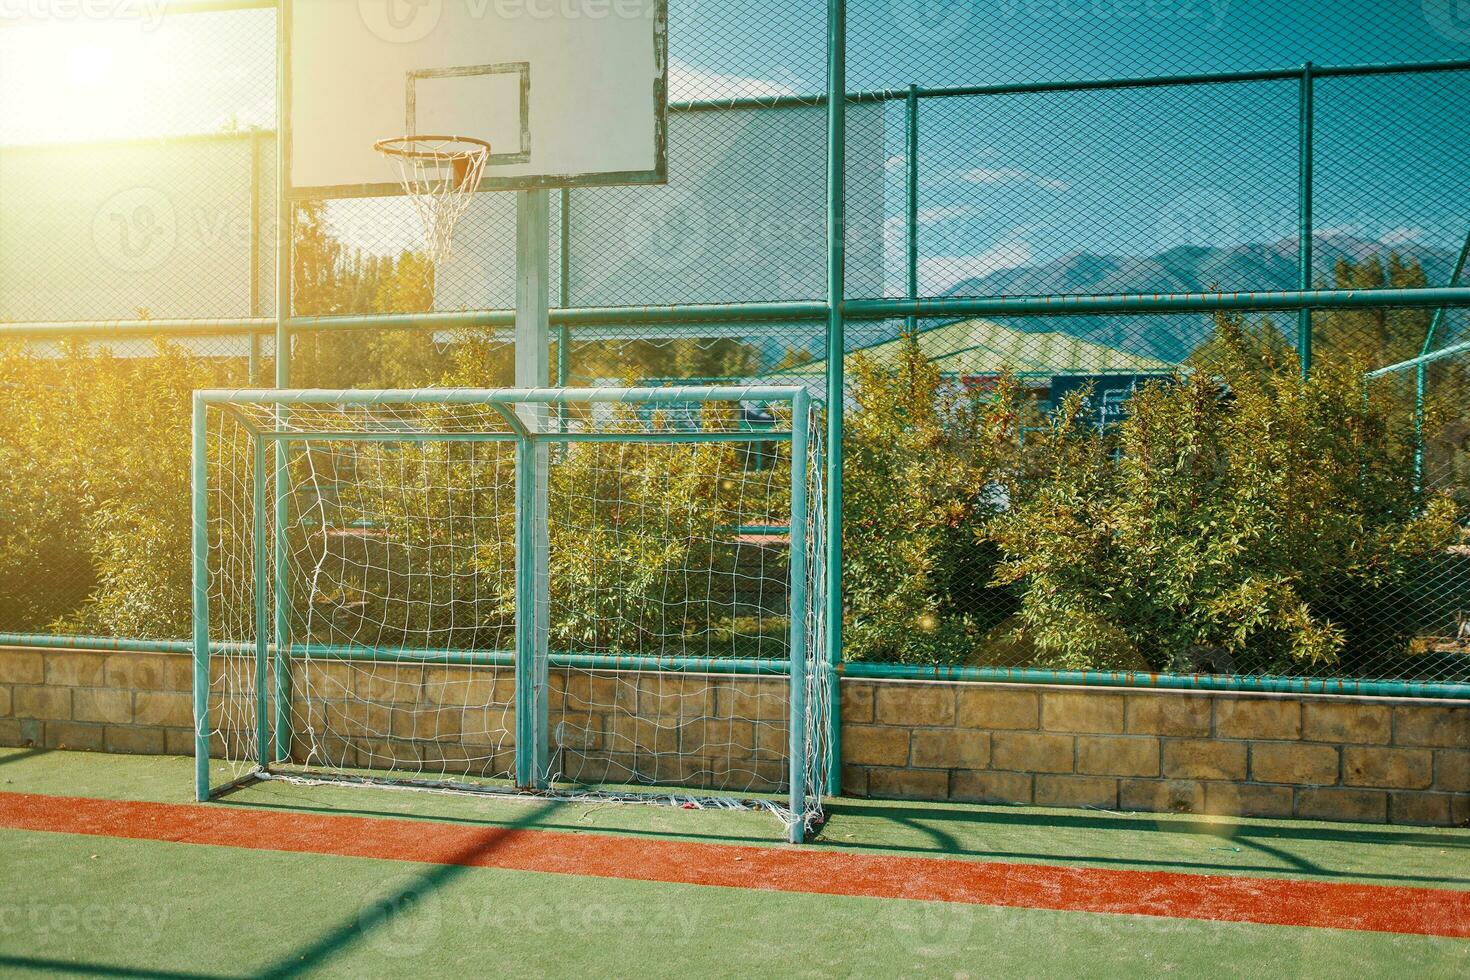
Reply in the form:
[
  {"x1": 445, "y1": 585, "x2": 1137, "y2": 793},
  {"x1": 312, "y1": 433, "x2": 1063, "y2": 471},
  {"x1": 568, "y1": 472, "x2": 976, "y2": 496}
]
[{"x1": 0, "y1": 791, "x2": 1465, "y2": 938}]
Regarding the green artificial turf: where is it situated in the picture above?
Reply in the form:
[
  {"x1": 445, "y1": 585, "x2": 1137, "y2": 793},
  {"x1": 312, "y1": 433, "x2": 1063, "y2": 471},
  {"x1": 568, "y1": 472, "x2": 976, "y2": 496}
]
[{"x1": 0, "y1": 748, "x2": 1466, "y2": 978}]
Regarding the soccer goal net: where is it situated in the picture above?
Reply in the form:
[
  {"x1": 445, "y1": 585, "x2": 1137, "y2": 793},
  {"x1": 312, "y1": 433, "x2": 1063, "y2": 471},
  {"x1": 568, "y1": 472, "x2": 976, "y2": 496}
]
[{"x1": 191, "y1": 386, "x2": 828, "y2": 841}]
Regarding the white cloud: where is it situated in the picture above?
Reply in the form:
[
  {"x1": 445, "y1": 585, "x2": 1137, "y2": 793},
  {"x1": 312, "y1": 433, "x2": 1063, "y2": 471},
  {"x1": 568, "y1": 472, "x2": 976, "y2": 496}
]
[
  {"x1": 1380, "y1": 226, "x2": 1425, "y2": 246},
  {"x1": 920, "y1": 232, "x2": 1034, "y2": 291},
  {"x1": 882, "y1": 206, "x2": 979, "y2": 249},
  {"x1": 667, "y1": 60, "x2": 800, "y2": 102},
  {"x1": 885, "y1": 155, "x2": 907, "y2": 170},
  {"x1": 958, "y1": 168, "x2": 1070, "y2": 192},
  {"x1": 914, "y1": 205, "x2": 978, "y2": 225}
]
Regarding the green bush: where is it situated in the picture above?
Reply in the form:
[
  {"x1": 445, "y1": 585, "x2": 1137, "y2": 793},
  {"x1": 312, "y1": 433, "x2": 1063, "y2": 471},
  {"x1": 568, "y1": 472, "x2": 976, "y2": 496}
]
[
  {"x1": 840, "y1": 333, "x2": 1029, "y2": 664},
  {"x1": 0, "y1": 341, "x2": 233, "y2": 638},
  {"x1": 990, "y1": 316, "x2": 1462, "y2": 674}
]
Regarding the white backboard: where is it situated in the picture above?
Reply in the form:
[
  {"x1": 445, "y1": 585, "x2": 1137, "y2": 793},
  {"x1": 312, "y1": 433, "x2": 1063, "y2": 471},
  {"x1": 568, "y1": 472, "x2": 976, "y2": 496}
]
[{"x1": 287, "y1": 0, "x2": 667, "y2": 197}]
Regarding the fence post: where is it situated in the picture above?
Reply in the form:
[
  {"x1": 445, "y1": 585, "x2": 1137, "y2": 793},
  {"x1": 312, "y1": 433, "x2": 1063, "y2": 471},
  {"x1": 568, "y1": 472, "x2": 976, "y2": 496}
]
[
  {"x1": 248, "y1": 129, "x2": 262, "y2": 386},
  {"x1": 906, "y1": 85, "x2": 919, "y2": 336},
  {"x1": 823, "y1": 0, "x2": 846, "y2": 798},
  {"x1": 515, "y1": 191, "x2": 552, "y2": 789},
  {"x1": 1297, "y1": 61, "x2": 1314, "y2": 379},
  {"x1": 558, "y1": 188, "x2": 572, "y2": 446},
  {"x1": 253, "y1": 437, "x2": 269, "y2": 768}
]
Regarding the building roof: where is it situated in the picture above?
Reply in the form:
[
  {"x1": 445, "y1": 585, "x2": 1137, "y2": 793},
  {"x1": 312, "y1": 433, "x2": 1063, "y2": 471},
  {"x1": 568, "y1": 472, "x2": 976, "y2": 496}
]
[{"x1": 772, "y1": 317, "x2": 1177, "y2": 383}]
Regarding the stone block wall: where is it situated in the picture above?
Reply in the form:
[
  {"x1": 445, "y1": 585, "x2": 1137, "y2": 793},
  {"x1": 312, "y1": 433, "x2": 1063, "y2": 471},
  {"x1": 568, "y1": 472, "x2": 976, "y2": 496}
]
[
  {"x1": 0, "y1": 649, "x2": 196, "y2": 756},
  {"x1": 841, "y1": 681, "x2": 1467, "y2": 826},
  {"x1": 2, "y1": 646, "x2": 1465, "y2": 826}
]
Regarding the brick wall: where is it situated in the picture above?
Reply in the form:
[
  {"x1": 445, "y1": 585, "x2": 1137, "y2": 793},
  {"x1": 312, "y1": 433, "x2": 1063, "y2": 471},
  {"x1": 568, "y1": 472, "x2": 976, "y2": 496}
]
[
  {"x1": 841, "y1": 680, "x2": 1468, "y2": 827},
  {"x1": 0, "y1": 648, "x2": 196, "y2": 756},
  {"x1": 2, "y1": 646, "x2": 1465, "y2": 826}
]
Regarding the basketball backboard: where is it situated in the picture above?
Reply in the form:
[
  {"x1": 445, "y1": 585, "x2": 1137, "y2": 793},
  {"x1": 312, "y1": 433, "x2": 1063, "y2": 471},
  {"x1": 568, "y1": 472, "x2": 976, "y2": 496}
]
[{"x1": 286, "y1": 0, "x2": 667, "y2": 198}]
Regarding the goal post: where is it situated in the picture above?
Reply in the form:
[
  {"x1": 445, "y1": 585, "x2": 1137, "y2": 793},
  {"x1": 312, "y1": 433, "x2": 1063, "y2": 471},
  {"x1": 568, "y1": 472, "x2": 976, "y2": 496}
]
[{"x1": 191, "y1": 386, "x2": 828, "y2": 842}]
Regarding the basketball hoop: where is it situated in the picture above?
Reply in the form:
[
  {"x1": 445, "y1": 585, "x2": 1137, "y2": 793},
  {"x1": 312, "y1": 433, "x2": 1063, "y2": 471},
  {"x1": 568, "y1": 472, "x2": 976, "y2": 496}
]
[{"x1": 374, "y1": 135, "x2": 491, "y2": 263}]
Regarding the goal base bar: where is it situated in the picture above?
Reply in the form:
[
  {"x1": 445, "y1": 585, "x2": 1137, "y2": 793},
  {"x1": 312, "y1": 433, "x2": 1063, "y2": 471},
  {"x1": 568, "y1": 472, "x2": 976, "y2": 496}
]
[{"x1": 219, "y1": 767, "x2": 819, "y2": 842}]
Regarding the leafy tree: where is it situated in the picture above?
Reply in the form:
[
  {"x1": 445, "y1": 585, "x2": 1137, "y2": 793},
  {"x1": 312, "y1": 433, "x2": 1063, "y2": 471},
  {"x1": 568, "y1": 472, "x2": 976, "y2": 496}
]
[
  {"x1": 993, "y1": 317, "x2": 1462, "y2": 674},
  {"x1": 0, "y1": 341, "x2": 236, "y2": 637},
  {"x1": 1311, "y1": 255, "x2": 1469, "y2": 505},
  {"x1": 566, "y1": 337, "x2": 762, "y2": 387},
  {"x1": 1315, "y1": 253, "x2": 1430, "y2": 368},
  {"x1": 291, "y1": 202, "x2": 452, "y2": 388},
  {"x1": 1187, "y1": 313, "x2": 1293, "y2": 374},
  {"x1": 840, "y1": 333, "x2": 1030, "y2": 664},
  {"x1": 0, "y1": 208, "x2": 456, "y2": 638}
]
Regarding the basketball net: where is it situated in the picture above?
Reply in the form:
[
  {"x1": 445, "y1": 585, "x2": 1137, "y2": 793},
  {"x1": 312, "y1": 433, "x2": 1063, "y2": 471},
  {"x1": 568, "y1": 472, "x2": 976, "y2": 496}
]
[{"x1": 375, "y1": 136, "x2": 491, "y2": 264}]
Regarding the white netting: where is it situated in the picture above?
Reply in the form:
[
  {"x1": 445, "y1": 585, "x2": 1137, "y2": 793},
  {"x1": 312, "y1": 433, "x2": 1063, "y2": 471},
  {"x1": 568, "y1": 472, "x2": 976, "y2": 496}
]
[
  {"x1": 201, "y1": 390, "x2": 828, "y2": 838},
  {"x1": 375, "y1": 137, "x2": 490, "y2": 264}
]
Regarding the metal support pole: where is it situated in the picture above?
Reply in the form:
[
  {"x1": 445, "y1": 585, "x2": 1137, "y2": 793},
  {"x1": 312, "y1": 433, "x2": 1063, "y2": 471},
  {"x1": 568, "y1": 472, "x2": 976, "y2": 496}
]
[
  {"x1": 557, "y1": 188, "x2": 573, "y2": 445},
  {"x1": 787, "y1": 388, "x2": 811, "y2": 844},
  {"x1": 271, "y1": 2, "x2": 295, "y2": 761},
  {"x1": 823, "y1": 0, "x2": 846, "y2": 798},
  {"x1": 514, "y1": 189, "x2": 552, "y2": 789},
  {"x1": 1297, "y1": 62, "x2": 1314, "y2": 379},
  {"x1": 248, "y1": 130, "x2": 263, "y2": 386},
  {"x1": 253, "y1": 438, "x2": 270, "y2": 767},
  {"x1": 271, "y1": 443, "x2": 290, "y2": 762},
  {"x1": 905, "y1": 84, "x2": 919, "y2": 336},
  {"x1": 191, "y1": 396, "x2": 211, "y2": 801}
]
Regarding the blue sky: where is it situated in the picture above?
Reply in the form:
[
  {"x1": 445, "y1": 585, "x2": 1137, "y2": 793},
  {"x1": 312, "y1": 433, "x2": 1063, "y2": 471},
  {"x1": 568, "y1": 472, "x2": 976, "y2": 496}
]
[{"x1": 672, "y1": 0, "x2": 1470, "y2": 290}]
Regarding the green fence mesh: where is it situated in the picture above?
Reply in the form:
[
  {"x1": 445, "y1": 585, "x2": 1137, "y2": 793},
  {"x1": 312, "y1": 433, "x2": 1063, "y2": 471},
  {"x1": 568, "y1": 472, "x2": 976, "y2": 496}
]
[{"x1": 0, "y1": 1, "x2": 1466, "y2": 693}]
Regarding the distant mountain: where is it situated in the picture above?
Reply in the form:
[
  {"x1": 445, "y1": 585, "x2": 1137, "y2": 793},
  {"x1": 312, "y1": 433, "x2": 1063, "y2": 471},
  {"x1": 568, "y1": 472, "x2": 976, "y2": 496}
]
[{"x1": 939, "y1": 235, "x2": 1459, "y2": 362}]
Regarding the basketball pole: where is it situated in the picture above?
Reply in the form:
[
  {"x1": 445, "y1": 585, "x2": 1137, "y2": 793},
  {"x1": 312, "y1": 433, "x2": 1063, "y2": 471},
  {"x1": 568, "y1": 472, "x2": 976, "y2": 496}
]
[
  {"x1": 271, "y1": 0, "x2": 294, "y2": 767},
  {"x1": 514, "y1": 189, "x2": 552, "y2": 789}
]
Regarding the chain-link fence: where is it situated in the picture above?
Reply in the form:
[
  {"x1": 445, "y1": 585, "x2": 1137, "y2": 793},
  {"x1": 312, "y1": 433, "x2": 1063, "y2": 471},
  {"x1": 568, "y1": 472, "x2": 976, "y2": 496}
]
[{"x1": 1, "y1": 1, "x2": 1467, "y2": 695}]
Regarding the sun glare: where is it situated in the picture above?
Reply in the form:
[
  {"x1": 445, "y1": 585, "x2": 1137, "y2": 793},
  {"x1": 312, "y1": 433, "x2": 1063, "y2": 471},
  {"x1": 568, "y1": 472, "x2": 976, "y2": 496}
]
[
  {"x1": 0, "y1": 13, "x2": 270, "y2": 146},
  {"x1": 64, "y1": 44, "x2": 117, "y2": 89}
]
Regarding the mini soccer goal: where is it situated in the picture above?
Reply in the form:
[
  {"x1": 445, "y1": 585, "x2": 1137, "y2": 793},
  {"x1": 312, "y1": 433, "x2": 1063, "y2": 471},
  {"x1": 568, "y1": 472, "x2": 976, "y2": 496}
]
[{"x1": 191, "y1": 386, "x2": 829, "y2": 841}]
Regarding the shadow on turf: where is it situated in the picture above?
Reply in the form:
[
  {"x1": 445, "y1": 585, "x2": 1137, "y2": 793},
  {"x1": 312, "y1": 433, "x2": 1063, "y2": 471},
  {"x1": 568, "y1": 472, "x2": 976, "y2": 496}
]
[
  {"x1": 0, "y1": 801, "x2": 562, "y2": 979},
  {"x1": 0, "y1": 747, "x2": 52, "y2": 767},
  {"x1": 0, "y1": 955, "x2": 225, "y2": 979},
  {"x1": 249, "y1": 798, "x2": 563, "y2": 978},
  {"x1": 816, "y1": 800, "x2": 1470, "y2": 887}
]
